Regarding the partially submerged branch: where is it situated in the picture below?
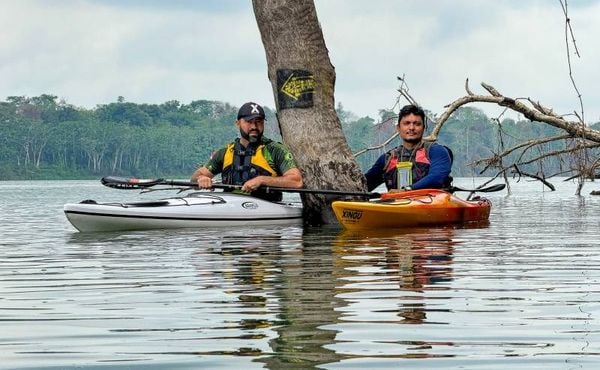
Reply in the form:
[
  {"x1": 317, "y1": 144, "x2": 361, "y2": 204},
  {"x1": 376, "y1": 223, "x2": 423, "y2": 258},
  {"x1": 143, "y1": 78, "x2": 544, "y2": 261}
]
[{"x1": 512, "y1": 166, "x2": 556, "y2": 191}]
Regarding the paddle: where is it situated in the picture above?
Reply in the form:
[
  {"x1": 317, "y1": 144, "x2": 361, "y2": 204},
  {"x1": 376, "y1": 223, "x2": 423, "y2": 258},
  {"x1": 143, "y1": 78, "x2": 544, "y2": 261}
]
[
  {"x1": 447, "y1": 183, "x2": 506, "y2": 193},
  {"x1": 100, "y1": 176, "x2": 382, "y2": 198},
  {"x1": 100, "y1": 176, "x2": 505, "y2": 198}
]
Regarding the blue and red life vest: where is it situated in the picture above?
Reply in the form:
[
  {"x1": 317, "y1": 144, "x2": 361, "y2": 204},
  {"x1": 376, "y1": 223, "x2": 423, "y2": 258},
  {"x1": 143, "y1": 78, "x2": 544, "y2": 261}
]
[{"x1": 383, "y1": 142, "x2": 452, "y2": 190}]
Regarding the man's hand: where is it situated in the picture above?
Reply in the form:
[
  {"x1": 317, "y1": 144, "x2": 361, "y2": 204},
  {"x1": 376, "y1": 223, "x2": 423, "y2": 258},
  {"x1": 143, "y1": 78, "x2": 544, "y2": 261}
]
[
  {"x1": 242, "y1": 177, "x2": 263, "y2": 193},
  {"x1": 196, "y1": 175, "x2": 214, "y2": 189}
]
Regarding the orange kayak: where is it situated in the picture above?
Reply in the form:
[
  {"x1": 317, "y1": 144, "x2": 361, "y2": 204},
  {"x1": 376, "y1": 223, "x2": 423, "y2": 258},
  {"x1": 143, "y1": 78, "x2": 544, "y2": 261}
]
[{"x1": 331, "y1": 189, "x2": 492, "y2": 230}]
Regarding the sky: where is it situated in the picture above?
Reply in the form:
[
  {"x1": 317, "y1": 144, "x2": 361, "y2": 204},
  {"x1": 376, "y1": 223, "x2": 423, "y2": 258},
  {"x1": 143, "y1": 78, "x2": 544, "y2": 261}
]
[{"x1": 1, "y1": 0, "x2": 600, "y2": 123}]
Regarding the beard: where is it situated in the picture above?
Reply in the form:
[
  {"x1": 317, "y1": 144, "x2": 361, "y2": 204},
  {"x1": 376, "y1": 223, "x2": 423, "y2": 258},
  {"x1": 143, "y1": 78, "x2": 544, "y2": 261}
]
[
  {"x1": 240, "y1": 128, "x2": 263, "y2": 144},
  {"x1": 403, "y1": 137, "x2": 422, "y2": 145}
]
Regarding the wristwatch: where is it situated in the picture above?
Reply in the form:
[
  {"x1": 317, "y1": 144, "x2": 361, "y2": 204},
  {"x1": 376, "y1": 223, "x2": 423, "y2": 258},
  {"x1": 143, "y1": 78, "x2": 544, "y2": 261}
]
[{"x1": 402, "y1": 186, "x2": 412, "y2": 191}]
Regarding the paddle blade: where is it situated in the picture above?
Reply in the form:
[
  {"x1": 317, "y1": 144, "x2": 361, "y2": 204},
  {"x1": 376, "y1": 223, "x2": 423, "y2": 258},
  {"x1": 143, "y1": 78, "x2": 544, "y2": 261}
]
[
  {"x1": 101, "y1": 176, "x2": 164, "y2": 189},
  {"x1": 450, "y1": 183, "x2": 506, "y2": 193}
]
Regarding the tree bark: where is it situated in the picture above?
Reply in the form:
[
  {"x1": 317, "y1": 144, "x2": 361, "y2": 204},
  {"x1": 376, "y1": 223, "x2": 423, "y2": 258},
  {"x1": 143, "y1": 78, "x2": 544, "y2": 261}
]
[{"x1": 252, "y1": 0, "x2": 366, "y2": 225}]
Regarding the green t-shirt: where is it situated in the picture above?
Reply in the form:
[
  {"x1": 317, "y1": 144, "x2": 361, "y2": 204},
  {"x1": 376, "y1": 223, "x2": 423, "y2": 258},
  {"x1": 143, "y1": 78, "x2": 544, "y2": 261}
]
[{"x1": 205, "y1": 138, "x2": 297, "y2": 176}]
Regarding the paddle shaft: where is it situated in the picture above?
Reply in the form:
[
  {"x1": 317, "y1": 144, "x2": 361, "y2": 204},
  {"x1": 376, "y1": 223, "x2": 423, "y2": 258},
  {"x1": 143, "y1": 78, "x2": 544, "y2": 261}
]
[
  {"x1": 100, "y1": 176, "x2": 505, "y2": 198},
  {"x1": 171, "y1": 180, "x2": 380, "y2": 197},
  {"x1": 171, "y1": 180, "x2": 504, "y2": 194},
  {"x1": 101, "y1": 176, "x2": 380, "y2": 198}
]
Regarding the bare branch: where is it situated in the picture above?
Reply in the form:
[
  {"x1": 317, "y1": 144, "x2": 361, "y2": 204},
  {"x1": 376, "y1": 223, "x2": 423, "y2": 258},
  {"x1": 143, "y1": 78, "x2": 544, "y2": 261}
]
[
  {"x1": 515, "y1": 144, "x2": 598, "y2": 168},
  {"x1": 353, "y1": 132, "x2": 398, "y2": 157},
  {"x1": 396, "y1": 75, "x2": 420, "y2": 106},
  {"x1": 465, "y1": 78, "x2": 474, "y2": 96},
  {"x1": 472, "y1": 134, "x2": 571, "y2": 173},
  {"x1": 475, "y1": 138, "x2": 600, "y2": 184},
  {"x1": 528, "y1": 98, "x2": 558, "y2": 117},
  {"x1": 559, "y1": 0, "x2": 584, "y2": 122},
  {"x1": 512, "y1": 166, "x2": 556, "y2": 191},
  {"x1": 425, "y1": 83, "x2": 600, "y2": 143}
]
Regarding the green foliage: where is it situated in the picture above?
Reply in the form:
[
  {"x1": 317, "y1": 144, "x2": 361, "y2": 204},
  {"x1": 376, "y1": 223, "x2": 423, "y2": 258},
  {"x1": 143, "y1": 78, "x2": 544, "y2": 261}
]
[
  {"x1": 0, "y1": 95, "x2": 592, "y2": 180},
  {"x1": 0, "y1": 96, "x2": 239, "y2": 180}
]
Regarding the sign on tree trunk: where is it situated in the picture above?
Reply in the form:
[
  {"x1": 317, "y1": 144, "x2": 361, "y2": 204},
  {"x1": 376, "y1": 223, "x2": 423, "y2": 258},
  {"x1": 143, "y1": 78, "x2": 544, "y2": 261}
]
[{"x1": 253, "y1": 0, "x2": 366, "y2": 225}]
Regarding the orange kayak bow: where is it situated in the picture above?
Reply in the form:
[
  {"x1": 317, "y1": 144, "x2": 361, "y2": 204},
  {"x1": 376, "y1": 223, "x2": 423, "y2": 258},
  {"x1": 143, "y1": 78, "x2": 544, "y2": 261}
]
[{"x1": 331, "y1": 188, "x2": 492, "y2": 230}]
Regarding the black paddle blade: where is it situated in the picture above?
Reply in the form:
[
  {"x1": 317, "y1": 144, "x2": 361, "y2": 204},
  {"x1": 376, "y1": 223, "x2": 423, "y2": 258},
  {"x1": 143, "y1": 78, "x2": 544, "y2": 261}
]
[
  {"x1": 474, "y1": 183, "x2": 506, "y2": 192},
  {"x1": 101, "y1": 176, "x2": 165, "y2": 189},
  {"x1": 449, "y1": 183, "x2": 506, "y2": 193}
]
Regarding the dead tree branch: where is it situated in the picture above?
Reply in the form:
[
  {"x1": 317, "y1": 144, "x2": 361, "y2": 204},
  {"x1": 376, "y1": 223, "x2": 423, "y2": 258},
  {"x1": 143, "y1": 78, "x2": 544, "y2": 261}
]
[
  {"x1": 423, "y1": 82, "x2": 595, "y2": 142},
  {"x1": 473, "y1": 134, "x2": 572, "y2": 173},
  {"x1": 559, "y1": 0, "x2": 584, "y2": 121},
  {"x1": 395, "y1": 78, "x2": 600, "y2": 193},
  {"x1": 513, "y1": 165, "x2": 556, "y2": 191}
]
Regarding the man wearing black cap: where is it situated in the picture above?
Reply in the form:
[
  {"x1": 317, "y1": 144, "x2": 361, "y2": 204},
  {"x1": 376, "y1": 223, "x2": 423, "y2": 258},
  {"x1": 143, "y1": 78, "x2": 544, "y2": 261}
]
[{"x1": 191, "y1": 102, "x2": 303, "y2": 201}]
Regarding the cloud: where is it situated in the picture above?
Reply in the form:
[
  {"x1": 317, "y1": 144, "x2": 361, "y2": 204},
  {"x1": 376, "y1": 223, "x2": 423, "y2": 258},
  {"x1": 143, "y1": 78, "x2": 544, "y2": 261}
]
[
  {"x1": 316, "y1": 0, "x2": 600, "y2": 122},
  {"x1": 0, "y1": 0, "x2": 270, "y2": 108},
  {"x1": 1, "y1": 0, "x2": 599, "y2": 123}
]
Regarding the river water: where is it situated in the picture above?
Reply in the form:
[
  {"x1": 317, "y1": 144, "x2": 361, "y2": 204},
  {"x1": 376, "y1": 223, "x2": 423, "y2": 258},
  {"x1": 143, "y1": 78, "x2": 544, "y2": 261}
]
[{"x1": 1, "y1": 178, "x2": 600, "y2": 369}]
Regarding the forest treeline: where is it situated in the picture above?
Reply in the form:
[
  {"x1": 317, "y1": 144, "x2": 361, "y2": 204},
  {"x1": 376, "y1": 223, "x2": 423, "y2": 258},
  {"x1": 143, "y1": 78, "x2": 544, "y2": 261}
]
[{"x1": 1, "y1": 94, "x2": 597, "y2": 180}]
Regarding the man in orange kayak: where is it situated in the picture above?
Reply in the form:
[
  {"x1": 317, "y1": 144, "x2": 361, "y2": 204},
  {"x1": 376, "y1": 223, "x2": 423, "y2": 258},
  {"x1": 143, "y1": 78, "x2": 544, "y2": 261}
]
[
  {"x1": 191, "y1": 102, "x2": 303, "y2": 201},
  {"x1": 364, "y1": 104, "x2": 452, "y2": 192}
]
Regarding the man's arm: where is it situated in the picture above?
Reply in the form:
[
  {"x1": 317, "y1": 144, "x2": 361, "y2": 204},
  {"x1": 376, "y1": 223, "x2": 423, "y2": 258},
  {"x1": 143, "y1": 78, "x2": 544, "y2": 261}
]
[
  {"x1": 191, "y1": 166, "x2": 216, "y2": 189},
  {"x1": 241, "y1": 142, "x2": 303, "y2": 192},
  {"x1": 411, "y1": 145, "x2": 452, "y2": 189},
  {"x1": 364, "y1": 154, "x2": 386, "y2": 191},
  {"x1": 242, "y1": 168, "x2": 303, "y2": 193},
  {"x1": 191, "y1": 147, "x2": 225, "y2": 188}
]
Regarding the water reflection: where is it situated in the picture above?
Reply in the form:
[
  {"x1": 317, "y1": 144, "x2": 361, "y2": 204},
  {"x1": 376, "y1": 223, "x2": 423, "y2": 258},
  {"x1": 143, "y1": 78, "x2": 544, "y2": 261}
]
[
  {"x1": 202, "y1": 227, "x2": 342, "y2": 368},
  {"x1": 257, "y1": 227, "x2": 469, "y2": 367},
  {"x1": 56, "y1": 225, "x2": 484, "y2": 368},
  {"x1": 332, "y1": 228, "x2": 456, "y2": 325}
]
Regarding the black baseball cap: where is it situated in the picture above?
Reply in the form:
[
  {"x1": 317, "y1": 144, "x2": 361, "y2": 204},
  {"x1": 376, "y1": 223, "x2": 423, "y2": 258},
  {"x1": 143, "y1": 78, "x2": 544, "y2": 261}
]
[{"x1": 237, "y1": 102, "x2": 266, "y2": 121}]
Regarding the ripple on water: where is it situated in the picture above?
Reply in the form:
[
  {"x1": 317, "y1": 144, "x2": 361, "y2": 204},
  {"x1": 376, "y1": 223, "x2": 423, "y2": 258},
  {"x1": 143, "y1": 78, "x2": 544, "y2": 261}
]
[{"x1": 2, "y1": 180, "x2": 600, "y2": 369}]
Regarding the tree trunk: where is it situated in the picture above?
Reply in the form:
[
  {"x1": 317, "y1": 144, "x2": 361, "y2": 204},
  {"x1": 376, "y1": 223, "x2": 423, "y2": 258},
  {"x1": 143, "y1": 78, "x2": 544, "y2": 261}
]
[{"x1": 252, "y1": 0, "x2": 366, "y2": 225}]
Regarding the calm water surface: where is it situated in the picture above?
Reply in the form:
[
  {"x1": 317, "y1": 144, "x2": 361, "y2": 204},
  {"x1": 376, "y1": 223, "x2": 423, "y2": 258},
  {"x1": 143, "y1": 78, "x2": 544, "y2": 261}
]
[{"x1": 1, "y1": 179, "x2": 600, "y2": 369}]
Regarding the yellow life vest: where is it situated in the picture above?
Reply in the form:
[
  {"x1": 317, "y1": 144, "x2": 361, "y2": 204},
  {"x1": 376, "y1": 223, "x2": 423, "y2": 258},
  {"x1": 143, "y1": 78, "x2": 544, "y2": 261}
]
[{"x1": 221, "y1": 140, "x2": 282, "y2": 201}]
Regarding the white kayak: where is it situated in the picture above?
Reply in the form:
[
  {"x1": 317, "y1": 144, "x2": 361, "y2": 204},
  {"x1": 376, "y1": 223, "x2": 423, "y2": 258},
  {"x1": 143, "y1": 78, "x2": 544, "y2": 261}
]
[{"x1": 64, "y1": 192, "x2": 303, "y2": 232}]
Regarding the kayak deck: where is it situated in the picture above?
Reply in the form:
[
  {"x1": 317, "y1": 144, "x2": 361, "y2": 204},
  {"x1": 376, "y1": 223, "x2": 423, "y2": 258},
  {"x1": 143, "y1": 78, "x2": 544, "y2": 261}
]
[
  {"x1": 331, "y1": 189, "x2": 492, "y2": 230},
  {"x1": 64, "y1": 192, "x2": 303, "y2": 232}
]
